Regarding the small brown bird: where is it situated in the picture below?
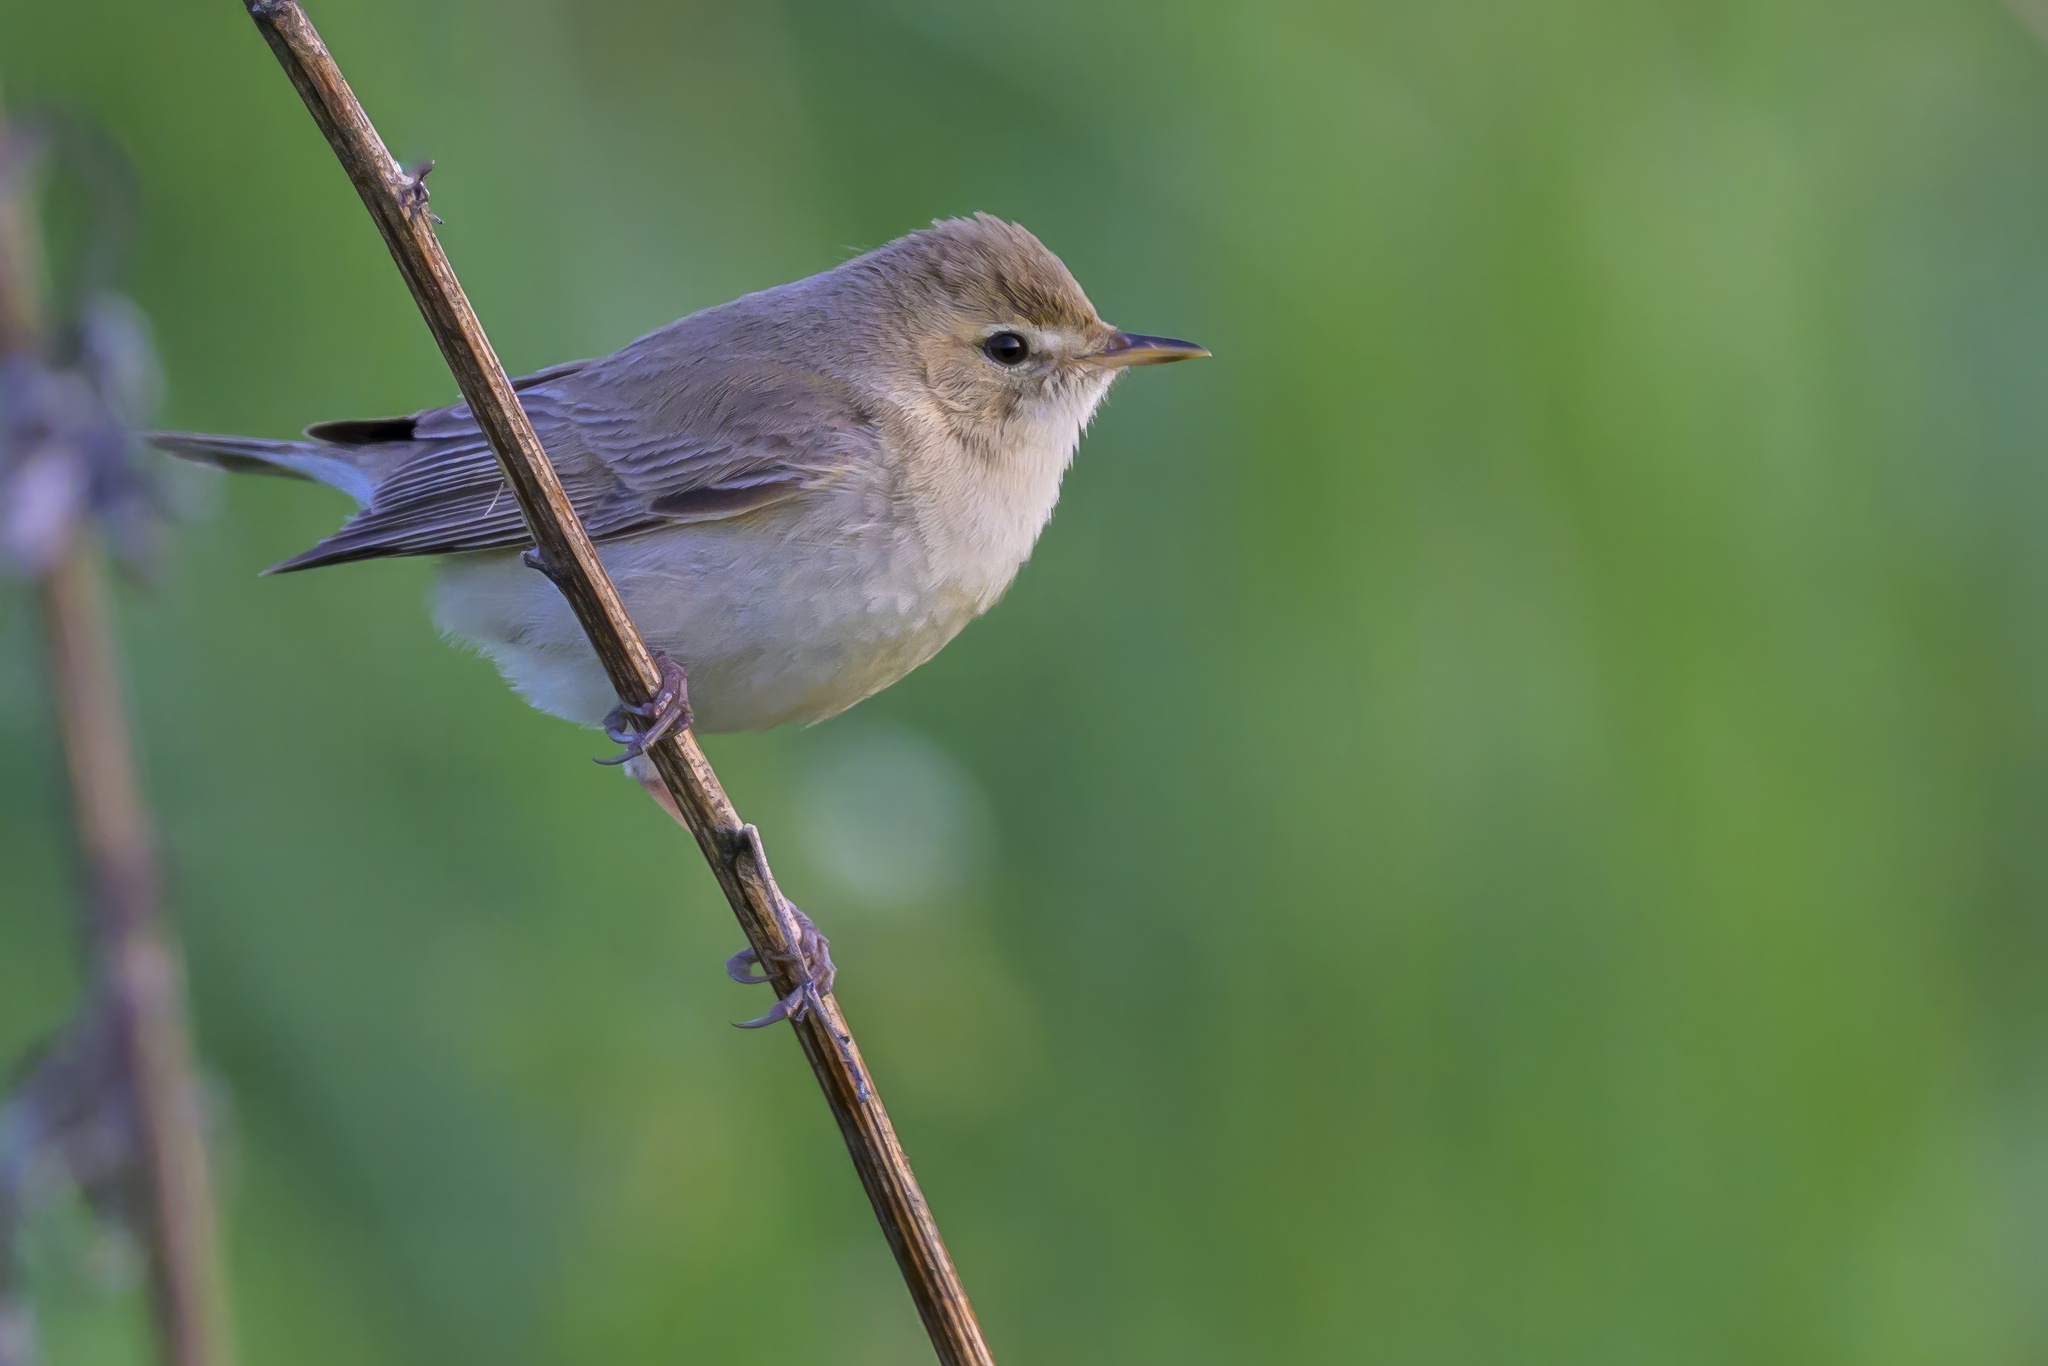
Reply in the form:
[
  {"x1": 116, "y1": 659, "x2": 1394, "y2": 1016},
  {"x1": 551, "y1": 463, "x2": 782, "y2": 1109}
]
[{"x1": 151, "y1": 215, "x2": 1206, "y2": 1016}]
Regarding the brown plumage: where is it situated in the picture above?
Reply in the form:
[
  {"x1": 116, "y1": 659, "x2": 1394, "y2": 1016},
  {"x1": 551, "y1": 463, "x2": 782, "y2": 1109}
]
[{"x1": 149, "y1": 215, "x2": 1206, "y2": 731}]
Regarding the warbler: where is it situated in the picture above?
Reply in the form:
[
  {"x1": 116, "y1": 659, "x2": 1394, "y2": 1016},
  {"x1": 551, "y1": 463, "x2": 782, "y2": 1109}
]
[{"x1": 151, "y1": 214, "x2": 1205, "y2": 808}]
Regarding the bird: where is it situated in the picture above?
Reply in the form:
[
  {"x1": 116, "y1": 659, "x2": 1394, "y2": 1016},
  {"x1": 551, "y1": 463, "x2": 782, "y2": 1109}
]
[{"x1": 149, "y1": 214, "x2": 1205, "y2": 1017}]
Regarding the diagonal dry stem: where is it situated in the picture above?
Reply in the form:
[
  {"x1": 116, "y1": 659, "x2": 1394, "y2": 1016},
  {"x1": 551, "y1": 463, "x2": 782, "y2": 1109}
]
[{"x1": 235, "y1": 5, "x2": 996, "y2": 1362}]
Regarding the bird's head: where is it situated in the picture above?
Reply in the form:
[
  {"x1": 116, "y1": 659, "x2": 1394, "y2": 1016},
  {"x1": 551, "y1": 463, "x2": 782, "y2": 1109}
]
[{"x1": 852, "y1": 214, "x2": 1206, "y2": 461}]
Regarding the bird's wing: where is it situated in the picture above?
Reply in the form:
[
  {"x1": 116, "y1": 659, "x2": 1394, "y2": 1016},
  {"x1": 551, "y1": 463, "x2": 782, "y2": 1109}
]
[{"x1": 269, "y1": 335, "x2": 881, "y2": 573}]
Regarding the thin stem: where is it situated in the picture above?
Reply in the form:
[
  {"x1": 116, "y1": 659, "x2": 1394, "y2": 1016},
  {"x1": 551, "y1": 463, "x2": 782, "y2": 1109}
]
[
  {"x1": 236, "y1": 5, "x2": 995, "y2": 1361},
  {"x1": 38, "y1": 555, "x2": 233, "y2": 1366},
  {"x1": 0, "y1": 103, "x2": 233, "y2": 1366}
]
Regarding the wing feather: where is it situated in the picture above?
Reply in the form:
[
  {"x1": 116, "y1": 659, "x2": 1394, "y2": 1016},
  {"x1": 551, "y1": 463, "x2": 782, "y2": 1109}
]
[{"x1": 267, "y1": 319, "x2": 878, "y2": 573}]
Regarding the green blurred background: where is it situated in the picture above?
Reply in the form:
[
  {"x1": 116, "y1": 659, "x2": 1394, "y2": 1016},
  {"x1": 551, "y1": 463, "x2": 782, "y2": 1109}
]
[{"x1": 6, "y1": 0, "x2": 2048, "y2": 1360}]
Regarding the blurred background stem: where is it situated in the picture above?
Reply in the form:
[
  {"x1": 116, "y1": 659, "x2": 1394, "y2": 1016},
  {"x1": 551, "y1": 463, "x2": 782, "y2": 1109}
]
[{"x1": 0, "y1": 98, "x2": 232, "y2": 1366}]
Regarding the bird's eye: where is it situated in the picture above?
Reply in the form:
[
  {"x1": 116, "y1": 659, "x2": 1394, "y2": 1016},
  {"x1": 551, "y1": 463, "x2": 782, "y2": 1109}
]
[{"x1": 982, "y1": 331, "x2": 1030, "y2": 366}]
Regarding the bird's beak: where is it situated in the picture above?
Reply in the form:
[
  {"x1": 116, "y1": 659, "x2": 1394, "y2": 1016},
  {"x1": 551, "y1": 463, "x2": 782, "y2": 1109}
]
[{"x1": 1095, "y1": 331, "x2": 1211, "y2": 367}]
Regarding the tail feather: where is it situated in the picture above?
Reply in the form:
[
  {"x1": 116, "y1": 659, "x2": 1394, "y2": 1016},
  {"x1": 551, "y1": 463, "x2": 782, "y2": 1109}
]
[{"x1": 145, "y1": 431, "x2": 378, "y2": 507}]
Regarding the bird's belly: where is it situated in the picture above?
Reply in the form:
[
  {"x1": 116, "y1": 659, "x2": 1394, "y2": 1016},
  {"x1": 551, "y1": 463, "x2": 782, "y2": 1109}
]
[{"x1": 431, "y1": 520, "x2": 982, "y2": 733}]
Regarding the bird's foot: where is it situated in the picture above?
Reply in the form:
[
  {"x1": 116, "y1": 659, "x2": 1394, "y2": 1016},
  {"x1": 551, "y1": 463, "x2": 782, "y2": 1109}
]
[
  {"x1": 726, "y1": 899, "x2": 837, "y2": 1029},
  {"x1": 595, "y1": 650, "x2": 692, "y2": 766},
  {"x1": 723, "y1": 826, "x2": 868, "y2": 1097}
]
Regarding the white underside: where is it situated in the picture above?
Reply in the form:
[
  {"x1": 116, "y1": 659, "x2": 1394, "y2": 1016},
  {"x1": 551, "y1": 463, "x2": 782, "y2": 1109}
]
[
  {"x1": 430, "y1": 373, "x2": 1109, "y2": 732},
  {"x1": 433, "y1": 510, "x2": 983, "y2": 732}
]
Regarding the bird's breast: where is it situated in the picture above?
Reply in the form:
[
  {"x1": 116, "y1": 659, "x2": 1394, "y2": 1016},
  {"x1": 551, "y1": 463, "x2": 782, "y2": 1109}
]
[
  {"x1": 431, "y1": 415, "x2": 1083, "y2": 734},
  {"x1": 901, "y1": 408, "x2": 1083, "y2": 615}
]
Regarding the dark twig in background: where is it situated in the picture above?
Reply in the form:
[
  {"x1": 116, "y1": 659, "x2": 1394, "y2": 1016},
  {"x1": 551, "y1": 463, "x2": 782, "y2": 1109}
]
[
  {"x1": 238, "y1": 5, "x2": 996, "y2": 1362},
  {"x1": 0, "y1": 101, "x2": 233, "y2": 1366}
]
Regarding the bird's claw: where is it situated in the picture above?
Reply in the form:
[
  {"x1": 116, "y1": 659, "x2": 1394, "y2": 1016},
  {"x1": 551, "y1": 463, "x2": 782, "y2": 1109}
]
[
  {"x1": 724, "y1": 825, "x2": 868, "y2": 1100},
  {"x1": 595, "y1": 651, "x2": 691, "y2": 765},
  {"x1": 731, "y1": 980, "x2": 815, "y2": 1030},
  {"x1": 726, "y1": 901, "x2": 837, "y2": 1028},
  {"x1": 724, "y1": 946, "x2": 773, "y2": 986}
]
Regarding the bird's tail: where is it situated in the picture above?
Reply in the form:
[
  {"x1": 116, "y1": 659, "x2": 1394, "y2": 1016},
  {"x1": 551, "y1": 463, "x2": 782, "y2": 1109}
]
[{"x1": 145, "y1": 431, "x2": 377, "y2": 508}]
